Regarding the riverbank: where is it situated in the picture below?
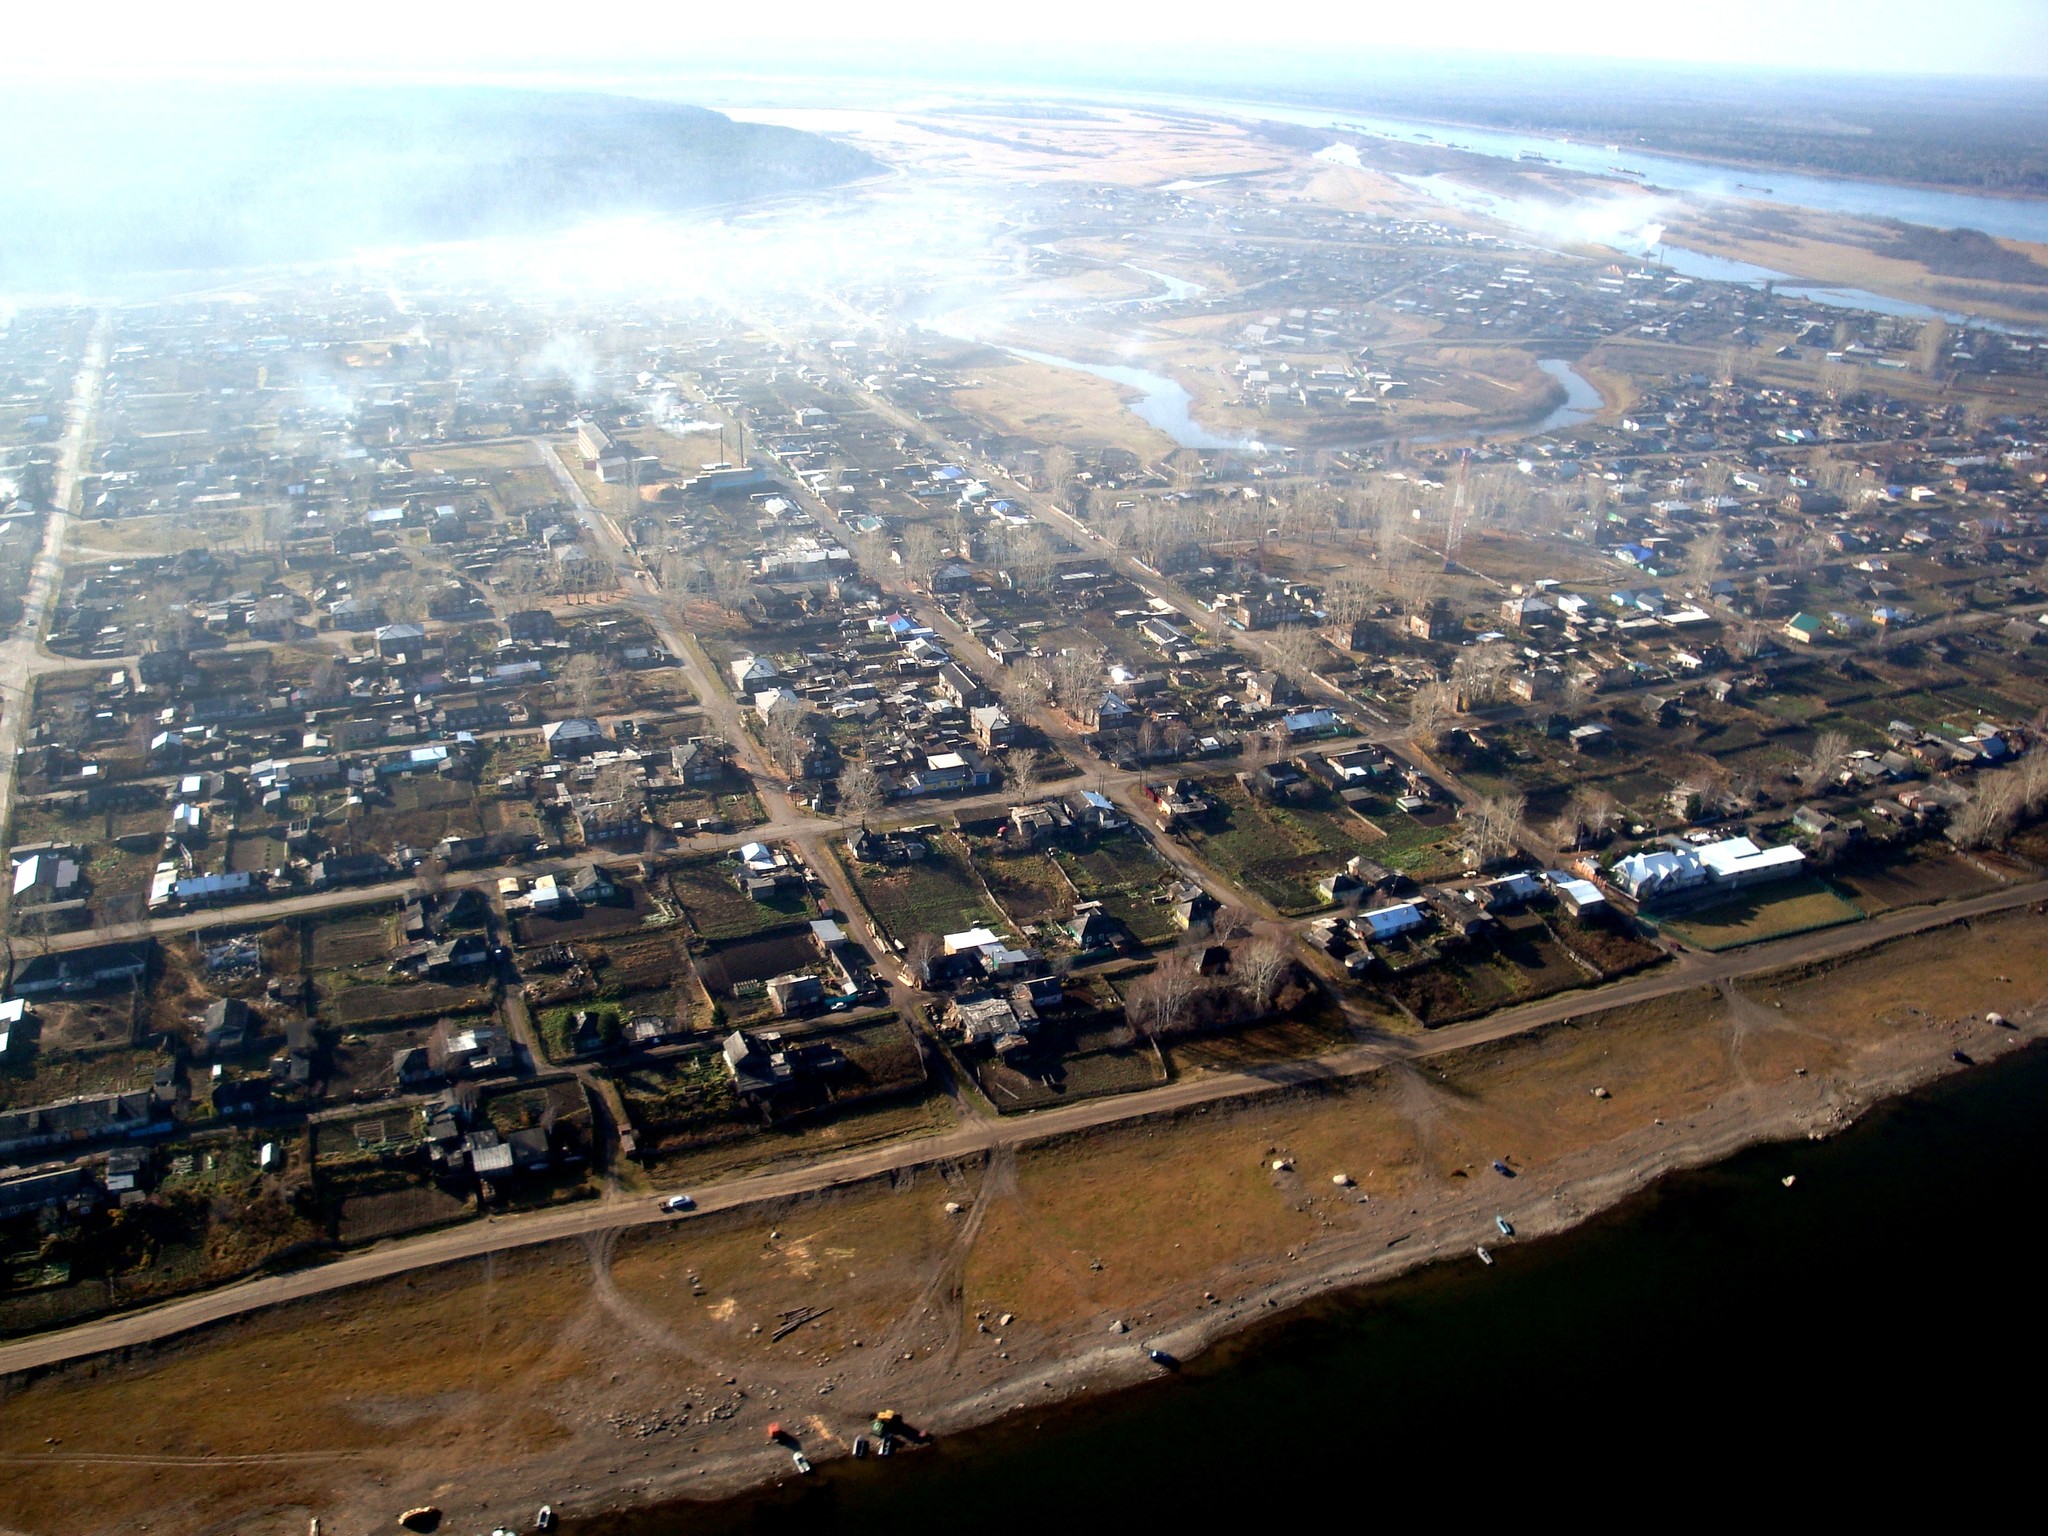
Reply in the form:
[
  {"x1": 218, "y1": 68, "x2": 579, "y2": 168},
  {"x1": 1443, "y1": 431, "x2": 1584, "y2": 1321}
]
[
  {"x1": 2, "y1": 906, "x2": 2044, "y2": 1534},
  {"x1": 623, "y1": 1024, "x2": 2048, "y2": 1533}
]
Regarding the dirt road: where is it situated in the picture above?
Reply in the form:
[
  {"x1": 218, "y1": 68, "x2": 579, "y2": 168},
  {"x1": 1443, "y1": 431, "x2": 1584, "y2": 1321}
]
[{"x1": 0, "y1": 321, "x2": 107, "y2": 849}]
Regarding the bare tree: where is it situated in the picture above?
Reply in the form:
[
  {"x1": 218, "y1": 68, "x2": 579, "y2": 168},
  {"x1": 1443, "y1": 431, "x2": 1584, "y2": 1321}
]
[
  {"x1": 1041, "y1": 445, "x2": 1077, "y2": 506},
  {"x1": 1051, "y1": 647, "x2": 1103, "y2": 717},
  {"x1": 1408, "y1": 681, "x2": 1457, "y2": 748},
  {"x1": 1235, "y1": 936, "x2": 1292, "y2": 1015},
  {"x1": 1265, "y1": 626, "x2": 1324, "y2": 691},
  {"x1": 1004, "y1": 658, "x2": 1052, "y2": 714},
  {"x1": 1210, "y1": 904, "x2": 1255, "y2": 942},
  {"x1": 1952, "y1": 774, "x2": 2022, "y2": 849},
  {"x1": 414, "y1": 855, "x2": 449, "y2": 896},
  {"x1": 1558, "y1": 785, "x2": 1620, "y2": 849},
  {"x1": 1450, "y1": 643, "x2": 1515, "y2": 707},
  {"x1": 902, "y1": 524, "x2": 942, "y2": 585},
  {"x1": 759, "y1": 706, "x2": 813, "y2": 778},
  {"x1": 1324, "y1": 570, "x2": 1377, "y2": 629},
  {"x1": 1917, "y1": 318, "x2": 1950, "y2": 377},
  {"x1": 2016, "y1": 751, "x2": 2048, "y2": 817},
  {"x1": 1006, "y1": 526, "x2": 1058, "y2": 592},
  {"x1": 1125, "y1": 950, "x2": 1206, "y2": 1041},
  {"x1": 555, "y1": 651, "x2": 611, "y2": 716},
  {"x1": 1804, "y1": 729, "x2": 1852, "y2": 788},
  {"x1": 1007, "y1": 746, "x2": 1042, "y2": 802},
  {"x1": 905, "y1": 931, "x2": 942, "y2": 981},
  {"x1": 1463, "y1": 791, "x2": 1527, "y2": 868},
  {"x1": 1684, "y1": 529, "x2": 1726, "y2": 593},
  {"x1": 839, "y1": 759, "x2": 886, "y2": 823}
]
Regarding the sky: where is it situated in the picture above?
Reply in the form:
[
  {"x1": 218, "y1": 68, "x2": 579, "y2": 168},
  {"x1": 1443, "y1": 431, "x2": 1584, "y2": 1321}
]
[{"x1": 21, "y1": 0, "x2": 2048, "y2": 82}]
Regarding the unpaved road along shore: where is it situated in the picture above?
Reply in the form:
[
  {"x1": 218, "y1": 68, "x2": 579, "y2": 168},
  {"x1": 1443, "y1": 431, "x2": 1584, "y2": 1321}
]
[{"x1": 4, "y1": 878, "x2": 2042, "y2": 1381}]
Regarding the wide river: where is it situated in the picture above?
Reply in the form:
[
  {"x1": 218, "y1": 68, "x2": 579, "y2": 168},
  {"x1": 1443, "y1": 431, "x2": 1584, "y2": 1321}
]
[
  {"x1": 586, "y1": 1039, "x2": 2048, "y2": 1532},
  {"x1": 1206, "y1": 98, "x2": 2048, "y2": 246}
]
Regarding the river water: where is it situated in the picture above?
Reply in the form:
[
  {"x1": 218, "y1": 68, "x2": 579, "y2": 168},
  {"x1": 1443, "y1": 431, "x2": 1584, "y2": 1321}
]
[
  {"x1": 1207, "y1": 98, "x2": 2048, "y2": 247},
  {"x1": 587, "y1": 1040, "x2": 2048, "y2": 1533},
  {"x1": 1537, "y1": 358, "x2": 1602, "y2": 431},
  {"x1": 1001, "y1": 344, "x2": 1263, "y2": 453}
]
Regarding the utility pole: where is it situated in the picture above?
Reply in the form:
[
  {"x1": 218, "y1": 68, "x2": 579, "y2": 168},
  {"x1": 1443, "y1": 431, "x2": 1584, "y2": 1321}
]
[{"x1": 1444, "y1": 448, "x2": 1468, "y2": 571}]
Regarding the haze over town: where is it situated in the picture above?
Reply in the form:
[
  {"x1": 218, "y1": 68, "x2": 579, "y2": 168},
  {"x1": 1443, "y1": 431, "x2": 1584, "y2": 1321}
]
[{"x1": 3, "y1": 7, "x2": 2047, "y2": 1532}]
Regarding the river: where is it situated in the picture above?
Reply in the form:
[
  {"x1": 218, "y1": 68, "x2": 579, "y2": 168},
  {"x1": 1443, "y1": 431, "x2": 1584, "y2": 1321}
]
[
  {"x1": 1536, "y1": 358, "x2": 1602, "y2": 431},
  {"x1": 1201, "y1": 96, "x2": 2048, "y2": 336},
  {"x1": 1001, "y1": 344, "x2": 1263, "y2": 453},
  {"x1": 1204, "y1": 98, "x2": 2048, "y2": 247},
  {"x1": 586, "y1": 1040, "x2": 2048, "y2": 1532},
  {"x1": 1391, "y1": 171, "x2": 2048, "y2": 337}
]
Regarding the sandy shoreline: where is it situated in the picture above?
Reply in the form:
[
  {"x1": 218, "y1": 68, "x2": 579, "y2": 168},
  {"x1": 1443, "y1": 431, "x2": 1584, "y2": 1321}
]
[{"x1": 546, "y1": 1000, "x2": 2042, "y2": 1530}]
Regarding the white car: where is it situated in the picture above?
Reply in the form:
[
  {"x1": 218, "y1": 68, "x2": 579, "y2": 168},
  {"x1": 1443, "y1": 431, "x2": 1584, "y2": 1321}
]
[{"x1": 660, "y1": 1194, "x2": 696, "y2": 1213}]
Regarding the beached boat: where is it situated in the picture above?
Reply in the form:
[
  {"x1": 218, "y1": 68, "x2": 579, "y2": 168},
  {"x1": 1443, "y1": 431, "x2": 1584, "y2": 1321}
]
[
  {"x1": 536, "y1": 1508, "x2": 555, "y2": 1532},
  {"x1": 852, "y1": 1436, "x2": 868, "y2": 1458},
  {"x1": 877, "y1": 1434, "x2": 894, "y2": 1457},
  {"x1": 1476, "y1": 1246, "x2": 1494, "y2": 1266},
  {"x1": 398, "y1": 1510, "x2": 440, "y2": 1533},
  {"x1": 792, "y1": 1451, "x2": 814, "y2": 1475},
  {"x1": 1496, "y1": 1216, "x2": 1514, "y2": 1237}
]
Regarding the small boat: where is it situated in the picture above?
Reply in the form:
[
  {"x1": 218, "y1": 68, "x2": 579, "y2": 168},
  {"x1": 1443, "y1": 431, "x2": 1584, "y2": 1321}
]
[
  {"x1": 536, "y1": 1509, "x2": 555, "y2": 1533},
  {"x1": 1147, "y1": 1348, "x2": 1180, "y2": 1369},
  {"x1": 398, "y1": 1510, "x2": 440, "y2": 1534},
  {"x1": 877, "y1": 1435, "x2": 894, "y2": 1458},
  {"x1": 852, "y1": 1436, "x2": 868, "y2": 1458},
  {"x1": 1476, "y1": 1246, "x2": 1494, "y2": 1266},
  {"x1": 1495, "y1": 1216, "x2": 1514, "y2": 1237},
  {"x1": 792, "y1": 1452, "x2": 814, "y2": 1475},
  {"x1": 1492, "y1": 1160, "x2": 1513, "y2": 1177},
  {"x1": 1736, "y1": 183, "x2": 1773, "y2": 194}
]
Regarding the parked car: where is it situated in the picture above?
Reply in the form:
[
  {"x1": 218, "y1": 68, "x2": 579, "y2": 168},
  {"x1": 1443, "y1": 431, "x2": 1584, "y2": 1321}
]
[{"x1": 660, "y1": 1194, "x2": 696, "y2": 1212}]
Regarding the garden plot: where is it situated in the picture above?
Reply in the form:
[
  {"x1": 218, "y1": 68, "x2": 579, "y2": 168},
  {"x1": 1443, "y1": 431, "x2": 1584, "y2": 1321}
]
[
  {"x1": 1048, "y1": 828, "x2": 1181, "y2": 944},
  {"x1": 327, "y1": 979, "x2": 493, "y2": 1029},
  {"x1": 961, "y1": 834, "x2": 1073, "y2": 928},
  {"x1": 582, "y1": 931, "x2": 693, "y2": 999},
  {"x1": 850, "y1": 834, "x2": 1002, "y2": 943},
  {"x1": 972, "y1": 1034, "x2": 1166, "y2": 1113},
  {"x1": 1181, "y1": 777, "x2": 1405, "y2": 914},
  {"x1": 1839, "y1": 850, "x2": 2003, "y2": 913},
  {"x1": 509, "y1": 878, "x2": 669, "y2": 945},
  {"x1": 667, "y1": 855, "x2": 814, "y2": 944},
  {"x1": 325, "y1": 1022, "x2": 439, "y2": 1098},
  {"x1": 342, "y1": 775, "x2": 487, "y2": 853},
  {"x1": 309, "y1": 909, "x2": 398, "y2": 969}
]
